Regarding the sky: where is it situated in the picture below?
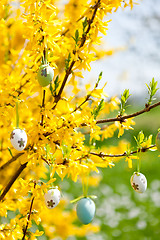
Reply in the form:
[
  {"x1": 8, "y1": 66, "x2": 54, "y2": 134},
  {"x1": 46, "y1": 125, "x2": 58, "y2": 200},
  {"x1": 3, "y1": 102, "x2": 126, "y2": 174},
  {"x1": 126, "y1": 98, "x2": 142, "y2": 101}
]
[{"x1": 86, "y1": 0, "x2": 160, "y2": 101}]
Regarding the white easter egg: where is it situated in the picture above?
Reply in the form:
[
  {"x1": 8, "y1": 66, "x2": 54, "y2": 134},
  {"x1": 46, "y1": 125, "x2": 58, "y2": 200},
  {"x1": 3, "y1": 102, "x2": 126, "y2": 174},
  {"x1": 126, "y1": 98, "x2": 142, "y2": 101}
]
[
  {"x1": 130, "y1": 172, "x2": 147, "y2": 193},
  {"x1": 10, "y1": 128, "x2": 27, "y2": 151},
  {"x1": 44, "y1": 188, "x2": 61, "y2": 209}
]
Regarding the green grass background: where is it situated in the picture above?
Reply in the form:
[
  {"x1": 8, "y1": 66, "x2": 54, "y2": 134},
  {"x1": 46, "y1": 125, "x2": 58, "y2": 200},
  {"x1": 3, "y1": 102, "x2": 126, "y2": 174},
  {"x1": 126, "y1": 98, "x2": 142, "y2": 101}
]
[{"x1": 63, "y1": 103, "x2": 160, "y2": 240}]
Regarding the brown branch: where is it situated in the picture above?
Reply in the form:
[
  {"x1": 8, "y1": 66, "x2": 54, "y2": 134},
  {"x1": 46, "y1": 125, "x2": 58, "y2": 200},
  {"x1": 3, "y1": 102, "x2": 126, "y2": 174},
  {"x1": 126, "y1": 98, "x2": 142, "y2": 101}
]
[
  {"x1": 22, "y1": 181, "x2": 36, "y2": 240},
  {"x1": 54, "y1": 0, "x2": 101, "y2": 106},
  {"x1": 80, "y1": 0, "x2": 101, "y2": 48},
  {"x1": 71, "y1": 94, "x2": 91, "y2": 113},
  {"x1": 0, "y1": 152, "x2": 25, "y2": 171},
  {"x1": 0, "y1": 162, "x2": 27, "y2": 201},
  {"x1": 61, "y1": 1, "x2": 101, "y2": 37},
  {"x1": 89, "y1": 144, "x2": 156, "y2": 158},
  {"x1": 73, "y1": 144, "x2": 156, "y2": 158},
  {"x1": 54, "y1": 60, "x2": 75, "y2": 105},
  {"x1": 96, "y1": 101, "x2": 160, "y2": 125},
  {"x1": 41, "y1": 156, "x2": 51, "y2": 166}
]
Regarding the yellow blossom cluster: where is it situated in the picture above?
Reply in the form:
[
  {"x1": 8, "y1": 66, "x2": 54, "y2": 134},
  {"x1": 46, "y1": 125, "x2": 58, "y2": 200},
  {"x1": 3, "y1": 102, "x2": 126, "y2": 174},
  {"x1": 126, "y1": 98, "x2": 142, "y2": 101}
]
[{"x1": 0, "y1": 0, "x2": 142, "y2": 239}]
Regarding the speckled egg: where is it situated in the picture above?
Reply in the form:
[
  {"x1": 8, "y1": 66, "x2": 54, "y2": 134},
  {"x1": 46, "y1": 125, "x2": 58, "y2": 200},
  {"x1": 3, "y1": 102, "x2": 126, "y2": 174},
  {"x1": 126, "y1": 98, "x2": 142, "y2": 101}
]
[
  {"x1": 76, "y1": 197, "x2": 96, "y2": 225},
  {"x1": 130, "y1": 172, "x2": 147, "y2": 193},
  {"x1": 10, "y1": 128, "x2": 27, "y2": 151},
  {"x1": 37, "y1": 64, "x2": 54, "y2": 87},
  {"x1": 44, "y1": 188, "x2": 61, "y2": 209}
]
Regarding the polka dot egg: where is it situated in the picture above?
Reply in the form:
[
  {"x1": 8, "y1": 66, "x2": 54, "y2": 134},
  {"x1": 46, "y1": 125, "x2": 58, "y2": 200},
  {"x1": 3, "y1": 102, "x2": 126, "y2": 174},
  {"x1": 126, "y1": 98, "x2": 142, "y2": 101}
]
[
  {"x1": 130, "y1": 172, "x2": 147, "y2": 193},
  {"x1": 44, "y1": 188, "x2": 61, "y2": 209},
  {"x1": 10, "y1": 128, "x2": 27, "y2": 151}
]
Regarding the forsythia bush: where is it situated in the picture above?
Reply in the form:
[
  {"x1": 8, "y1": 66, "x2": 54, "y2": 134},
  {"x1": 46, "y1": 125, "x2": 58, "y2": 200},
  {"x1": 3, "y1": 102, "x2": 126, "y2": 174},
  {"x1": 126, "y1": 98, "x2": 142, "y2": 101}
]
[{"x1": 0, "y1": 0, "x2": 159, "y2": 239}]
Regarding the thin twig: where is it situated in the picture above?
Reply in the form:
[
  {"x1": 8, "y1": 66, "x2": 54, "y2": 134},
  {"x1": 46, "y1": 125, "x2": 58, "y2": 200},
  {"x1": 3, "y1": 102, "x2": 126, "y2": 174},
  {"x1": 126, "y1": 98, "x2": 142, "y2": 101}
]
[
  {"x1": 71, "y1": 95, "x2": 91, "y2": 113},
  {"x1": 80, "y1": 0, "x2": 101, "y2": 48},
  {"x1": 96, "y1": 101, "x2": 160, "y2": 124},
  {"x1": 40, "y1": 89, "x2": 46, "y2": 126},
  {"x1": 89, "y1": 144, "x2": 156, "y2": 158},
  {"x1": 22, "y1": 181, "x2": 36, "y2": 240}
]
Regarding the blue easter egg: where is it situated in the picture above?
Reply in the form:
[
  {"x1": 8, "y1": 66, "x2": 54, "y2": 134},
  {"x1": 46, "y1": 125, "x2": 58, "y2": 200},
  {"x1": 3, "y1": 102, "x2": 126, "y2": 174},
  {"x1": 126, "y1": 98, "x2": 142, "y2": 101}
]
[{"x1": 76, "y1": 198, "x2": 96, "y2": 225}]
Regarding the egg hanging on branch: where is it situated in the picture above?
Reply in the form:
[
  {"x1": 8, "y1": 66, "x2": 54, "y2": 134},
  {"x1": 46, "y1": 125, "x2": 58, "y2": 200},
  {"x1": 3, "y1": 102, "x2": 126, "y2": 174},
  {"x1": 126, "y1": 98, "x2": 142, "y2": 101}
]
[
  {"x1": 130, "y1": 172, "x2": 147, "y2": 193},
  {"x1": 37, "y1": 64, "x2": 54, "y2": 87},
  {"x1": 10, "y1": 128, "x2": 27, "y2": 151},
  {"x1": 44, "y1": 188, "x2": 61, "y2": 209},
  {"x1": 76, "y1": 197, "x2": 96, "y2": 225}
]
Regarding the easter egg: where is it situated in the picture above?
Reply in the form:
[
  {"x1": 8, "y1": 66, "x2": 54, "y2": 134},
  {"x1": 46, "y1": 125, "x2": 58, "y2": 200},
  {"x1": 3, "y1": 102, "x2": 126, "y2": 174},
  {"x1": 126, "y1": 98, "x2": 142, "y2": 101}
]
[
  {"x1": 10, "y1": 128, "x2": 27, "y2": 151},
  {"x1": 76, "y1": 197, "x2": 96, "y2": 225},
  {"x1": 130, "y1": 172, "x2": 147, "y2": 193},
  {"x1": 156, "y1": 132, "x2": 160, "y2": 151},
  {"x1": 44, "y1": 188, "x2": 61, "y2": 209},
  {"x1": 37, "y1": 64, "x2": 54, "y2": 87}
]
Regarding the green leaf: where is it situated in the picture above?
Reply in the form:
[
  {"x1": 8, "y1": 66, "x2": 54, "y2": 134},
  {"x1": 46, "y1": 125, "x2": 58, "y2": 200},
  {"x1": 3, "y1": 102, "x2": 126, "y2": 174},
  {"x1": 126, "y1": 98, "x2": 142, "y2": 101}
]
[
  {"x1": 119, "y1": 89, "x2": 130, "y2": 115},
  {"x1": 62, "y1": 141, "x2": 71, "y2": 160},
  {"x1": 54, "y1": 75, "x2": 59, "y2": 93},
  {"x1": 49, "y1": 75, "x2": 59, "y2": 97},
  {"x1": 72, "y1": 30, "x2": 80, "y2": 46},
  {"x1": 92, "y1": 99, "x2": 104, "y2": 119},
  {"x1": 82, "y1": 17, "x2": 88, "y2": 33},
  {"x1": 49, "y1": 82, "x2": 54, "y2": 97},
  {"x1": 75, "y1": 29, "x2": 79, "y2": 44},
  {"x1": 44, "y1": 144, "x2": 51, "y2": 159},
  {"x1": 65, "y1": 53, "x2": 71, "y2": 71},
  {"x1": 146, "y1": 78, "x2": 159, "y2": 105},
  {"x1": 96, "y1": 72, "x2": 103, "y2": 87},
  {"x1": 137, "y1": 130, "x2": 144, "y2": 144},
  {"x1": 8, "y1": 147, "x2": 13, "y2": 157}
]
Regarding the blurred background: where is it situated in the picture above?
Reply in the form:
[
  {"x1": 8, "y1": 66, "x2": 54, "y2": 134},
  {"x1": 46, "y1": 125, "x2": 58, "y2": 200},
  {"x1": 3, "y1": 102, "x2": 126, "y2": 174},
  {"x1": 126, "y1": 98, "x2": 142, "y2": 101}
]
[{"x1": 87, "y1": 0, "x2": 160, "y2": 101}]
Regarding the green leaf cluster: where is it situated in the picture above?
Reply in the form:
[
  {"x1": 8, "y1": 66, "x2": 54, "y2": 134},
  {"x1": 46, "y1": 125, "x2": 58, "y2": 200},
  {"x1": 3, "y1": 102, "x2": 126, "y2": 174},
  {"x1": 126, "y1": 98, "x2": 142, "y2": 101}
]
[
  {"x1": 65, "y1": 53, "x2": 71, "y2": 71},
  {"x1": 119, "y1": 89, "x2": 130, "y2": 116},
  {"x1": 146, "y1": 78, "x2": 159, "y2": 106},
  {"x1": 72, "y1": 30, "x2": 80, "y2": 46},
  {"x1": 134, "y1": 131, "x2": 152, "y2": 149},
  {"x1": 82, "y1": 17, "x2": 88, "y2": 34},
  {"x1": 62, "y1": 142, "x2": 72, "y2": 161},
  {"x1": 95, "y1": 72, "x2": 103, "y2": 88},
  {"x1": 49, "y1": 76, "x2": 59, "y2": 97},
  {"x1": 92, "y1": 99, "x2": 104, "y2": 119}
]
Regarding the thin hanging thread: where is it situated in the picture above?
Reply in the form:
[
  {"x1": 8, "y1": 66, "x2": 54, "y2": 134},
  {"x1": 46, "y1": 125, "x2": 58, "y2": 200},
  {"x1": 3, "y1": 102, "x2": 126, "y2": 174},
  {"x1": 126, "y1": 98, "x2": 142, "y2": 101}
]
[
  {"x1": 137, "y1": 150, "x2": 141, "y2": 173},
  {"x1": 16, "y1": 102, "x2": 19, "y2": 128},
  {"x1": 82, "y1": 172, "x2": 89, "y2": 197}
]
